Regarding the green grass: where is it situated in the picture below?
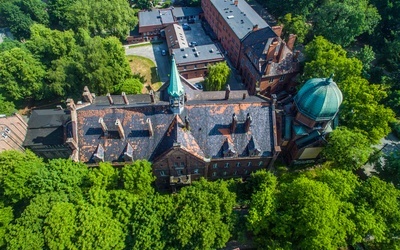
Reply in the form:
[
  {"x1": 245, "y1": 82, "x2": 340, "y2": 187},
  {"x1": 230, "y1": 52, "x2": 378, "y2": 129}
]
[
  {"x1": 128, "y1": 42, "x2": 151, "y2": 48},
  {"x1": 126, "y1": 55, "x2": 162, "y2": 93}
]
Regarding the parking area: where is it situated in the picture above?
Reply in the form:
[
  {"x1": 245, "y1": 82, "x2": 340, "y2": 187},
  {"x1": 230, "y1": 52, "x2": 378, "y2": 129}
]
[{"x1": 183, "y1": 22, "x2": 213, "y2": 47}]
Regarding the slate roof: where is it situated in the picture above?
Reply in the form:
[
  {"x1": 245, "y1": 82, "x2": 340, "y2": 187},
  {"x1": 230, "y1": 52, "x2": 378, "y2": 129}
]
[
  {"x1": 76, "y1": 91, "x2": 275, "y2": 163},
  {"x1": 138, "y1": 9, "x2": 174, "y2": 27},
  {"x1": 24, "y1": 109, "x2": 71, "y2": 146},
  {"x1": 172, "y1": 7, "x2": 203, "y2": 18},
  {"x1": 242, "y1": 27, "x2": 299, "y2": 77},
  {"x1": 173, "y1": 44, "x2": 224, "y2": 64},
  {"x1": 210, "y1": 0, "x2": 268, "y2": 39}
]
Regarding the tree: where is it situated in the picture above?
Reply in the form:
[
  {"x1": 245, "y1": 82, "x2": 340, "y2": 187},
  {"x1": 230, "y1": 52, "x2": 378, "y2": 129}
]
[
  {"x1": 351, "y1": 45, "x2": 376, "y2": 78},
  {"x1": 18, "y1": 0, "x2": 49, "y2": 26},
  {"x1": 323, "y1": 127, "x2": 373, "y2": 171},
  {"x1": 0, "y1": 203, "x2": 13, "y2": 248},
  {"x1": 338, "y1": 76, "x2": 395, "y2": 143},
  {"x1": 0, "y1": 1, "x2": 33, "y2": 40},
  {"x1": 64, "y1": 0, "x2": 138, "y2": 40},
  {"x1": 80, "y1": 36, "x2": 132, "y2": 94},
  {"x1": 280, "y1": 14, "x2": 311, "y2": 44},
  {"x1": 122, "y1": 160, "x2": 155, "y2": 196},
  {"x1": 0, "y1": 48, "x2": 45, "y2": 100},
  {"x1": 114, "y1": 78, "x2": 143, "y2": 95},
  {"x1": 0, "y1": 95, "x2": 16, "y2": 116},
  {"x1": 75, "y1": 204, "x2": 125, "y2": 250},
  {"x1": 0, "y1": 150, "x2": 45, "y2": 204},
  {"x1": 313, "y1": 0, "x2": 380, "y2": 47},
  {"x1": 303, "y1": 36, "x2": 363, "y2": 83},
  {"x1": 168, "y1": 178, "x2": 236, "y2": 250},
  {"x1": 258, "y1": 177, "x2": 352, "y2": 249},
  {"x1": 376, "y1": 151, "x2": 400, "y2": 189},
  {"x1": 205, "y1": 62, "x2": 231, "y2": 91}
]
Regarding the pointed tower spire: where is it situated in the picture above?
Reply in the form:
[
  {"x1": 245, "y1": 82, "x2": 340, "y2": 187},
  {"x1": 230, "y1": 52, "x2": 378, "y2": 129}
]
[{"x1": 168, "y1": 57, "x2": 185, "y2": 114}]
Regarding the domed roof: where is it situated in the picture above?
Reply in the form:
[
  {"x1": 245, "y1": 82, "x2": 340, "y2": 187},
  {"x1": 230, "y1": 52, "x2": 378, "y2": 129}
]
[{"x1": 294, "y1": 75, "x2": 343, "y2": 121}]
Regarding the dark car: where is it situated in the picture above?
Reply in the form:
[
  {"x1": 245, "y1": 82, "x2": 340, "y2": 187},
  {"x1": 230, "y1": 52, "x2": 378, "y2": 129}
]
[
  {"x1": 182, "y1": 23, "x2": 191, "y2": 30},
  {"x1": 194, "y1": 83, "x2": 203, "y2": 90},
  {"x1": 161, "y1": 49, "x2": 166, "y2": 56}
]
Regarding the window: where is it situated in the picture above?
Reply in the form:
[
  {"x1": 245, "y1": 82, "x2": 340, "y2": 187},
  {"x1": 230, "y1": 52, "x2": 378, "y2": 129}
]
[
  {"x1": 258, "y1": 161, "x2": 263, "y2": 166},
  {"x1": 180, "y1": 162, "x2": 185, "y2": 167},
  {"x1": 269, "y1": 78, "x2": 274, "y2": 83},
  {"x1": 213, "y1": 163, "x2": 218, "y2": 169},
  {"x1": 279, "y1": 75, "x2": 285, "y2": 81},
  {"x1": 223, "y1": 171, "x2": 227, "y2": 176},
  {"x1": 236, "y1": 162, "x2": 241, "y2": 167},
  {"x1": 247, "y1": 162, "x2": 252, "y2": 167},
  {"x1": 193, "y1": 169, "x2": 199, "y2": 174},
  {"x1": 212, "y1": 172, "x2": 217, "y2": 177},
  {"x1": 160, "y1": 171, "x2": 166, "y2": 176},
  {"x1": 245, "y1": 170, "x2": 249, "y2": 175},
  {"x1": 224, "y1": 163, "x2": 229, "y2": 168},
  {"x1": 177, "y1": 170, "x2": 183, "y2": 176},
  {"x1": 174, "y1": 162, "x2": 178, "y2": 167},
  {"x1": 234, "y1": 171, "x2": 238, "y2": 175}
]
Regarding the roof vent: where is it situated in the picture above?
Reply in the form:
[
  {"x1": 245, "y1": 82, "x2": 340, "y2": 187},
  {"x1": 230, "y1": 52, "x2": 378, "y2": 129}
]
[
  {"x1": 183, "y1": 54, "x2": 188, "y2": 58},
  {"x1": 195, "y1": 51, "x2": 200, "y2": 57},
  {"x1": 209, "y1": 48, "x2": 214, "y2": 53},
  {"x1": 227, "y1": 15, "x2": 234, "y2": 19},
  {"x1": 180, "y1": 48, "x2": 184, "y2": 51}
]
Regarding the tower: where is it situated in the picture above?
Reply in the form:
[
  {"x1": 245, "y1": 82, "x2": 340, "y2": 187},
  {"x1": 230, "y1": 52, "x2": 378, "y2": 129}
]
[{"x1": 168, "y1": 57, "x2": 185, "y2": 114}]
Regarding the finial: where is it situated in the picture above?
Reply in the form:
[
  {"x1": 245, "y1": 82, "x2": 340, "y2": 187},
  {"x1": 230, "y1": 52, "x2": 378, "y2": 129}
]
[{"x1": 326, "y1": 73, "x2": 334, "y2": 82}]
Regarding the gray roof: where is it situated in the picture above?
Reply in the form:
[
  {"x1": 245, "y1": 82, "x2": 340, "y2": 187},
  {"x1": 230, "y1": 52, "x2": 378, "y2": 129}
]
[
  {"x1": 210, "y1": 0, "x2": 268, "y2": 39},
  {"x1": 76, "y1": 91, "x2": 274, "y2": 163},
  {"x1": 24, "y1": 109, "x2": 71, "y2": 146},
  {"x1": 138, "y1": 9, "x2": 175, "y2": 27},
  {"x1": 172, "y1": 7, "x2": 203, "y2": 18},
  {"x1": 172, "y1": 44, "x2": 224, "y2": 64}
]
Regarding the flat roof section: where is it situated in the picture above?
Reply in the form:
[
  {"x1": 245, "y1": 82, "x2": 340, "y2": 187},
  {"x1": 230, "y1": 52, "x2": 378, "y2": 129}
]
[
  {"x1": 139, "y1": 10, "x2": 163, "y2": 27},
  {"x1": 172, "y1": 7, "x2": 203, "y2": 18},
  {"x1": 210, "y1": 0, "x2": 268, "y2": 39},
  {"x1": 173, "y1": 44, "x2": 224, "y2": 64}
]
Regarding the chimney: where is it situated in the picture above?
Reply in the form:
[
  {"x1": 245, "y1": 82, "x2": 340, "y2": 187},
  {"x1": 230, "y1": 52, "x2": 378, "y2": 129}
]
[
  {"x1": 93, "y1": 144, "x2": 105, "y2": 163},
  {"x1": 115, "y1": 119, "x2": 125, "y2": 139},
  {"x1": 66, "y1": 137, "x2": 78, "y2": 150},
  {"x1": 252, "y1": 24, "x2": 258, "y2": 31},
  {"x1": 234, "y1": 0, "x2": 238, "y2": 6},
  {"x1": 267, "y1": 39, "x2": 279, "y2": 61},
  {"x1": 225, "y1": 84, "x2": 231, "y2": 100},
  {"x1": 122, "y1": 92, "x2": 129, "y2": 105},
  {"x1": 265, "y1": 61, "x2": 273, "y2": 75},
  {"x1": 106, "y1": 93, "x2": 113, "y2": 105},
  {"x1": 278, "y1": 42, "x2": 286, "y2": 63},
  {"x1": 272, "y1": 25, "x2": 283, "y2": 37},
  {"x1": 82, "y1": 86, "x2": 93, "y2": 103},
  {"x1": 287, "y1": 34, "x2": 297, "y2": 51},
  {"x1": 185, "y1": 116, "x2": 190, "y2": 131},
  {"x1": 271, "y1": 94, "x2": 277, "y2": 105},
  {"x1": 242, "y1": 93, "x2": 247, "y2": 99},
  {"x1": 99, "y1": 117, "x2": 108, "y2": 136},
  {"x1": 149, "y1": 90, "x2": 155, "y2": 103},
  {"x1": 244, "y1": 113, "x2": 252, "y2": 132},
  {"x1": 231, "y1": 114, "x2": 238, "y2": 133},
  {"x1": 146, "y1": 118, "x2": 153, "y2": 137},
  {"x1": 66, "y1": 98, "x2": 76, "y2": 111}
]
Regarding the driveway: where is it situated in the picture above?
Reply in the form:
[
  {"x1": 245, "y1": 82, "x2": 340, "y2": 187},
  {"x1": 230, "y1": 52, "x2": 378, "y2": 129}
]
[{"x1": 125, "y1": 42, "x2": 171, "y2": 83}]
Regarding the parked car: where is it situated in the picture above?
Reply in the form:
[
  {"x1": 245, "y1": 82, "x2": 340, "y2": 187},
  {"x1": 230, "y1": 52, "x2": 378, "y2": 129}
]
[
  {"x1": 182, "y1": 23, "x2": 191, "y2": 30},
  {"x1": 194, "y1": 83, "x2": 203, "y2": 90},
  {"x1": 188, "y1": 18, "x2": 195, "y2": 24},
  {"x1": 189, "y1": 41, "x2": 197, "y2": 47},
  {"x1": 161, "y1": 49, "x2": 166, "y2": 56}
]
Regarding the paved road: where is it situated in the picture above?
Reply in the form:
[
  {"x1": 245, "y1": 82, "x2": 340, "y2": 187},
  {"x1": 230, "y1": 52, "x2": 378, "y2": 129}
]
[{"x1": 124, "y1": 42, "x2": 171, "y2": 83}]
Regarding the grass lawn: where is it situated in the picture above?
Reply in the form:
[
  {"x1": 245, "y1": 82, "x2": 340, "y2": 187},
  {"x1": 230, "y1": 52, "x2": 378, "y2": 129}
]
[{"x1": 126, "y1": 55, "x2": 162, "y2": 93}]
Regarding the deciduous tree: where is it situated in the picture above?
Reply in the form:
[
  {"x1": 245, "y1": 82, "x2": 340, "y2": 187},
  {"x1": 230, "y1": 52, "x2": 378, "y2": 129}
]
[{"x1": 205, "y1": 62, "x2": 231, "y2": 91}]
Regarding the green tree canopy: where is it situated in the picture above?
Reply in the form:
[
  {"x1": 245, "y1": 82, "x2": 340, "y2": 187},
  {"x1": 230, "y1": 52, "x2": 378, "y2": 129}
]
[
  {"x1": 0, "y1": 95, "x2": 16, "y2": 116},
  {"x1": 323, "y1": 127, "x2": 373, "y2": 171},
  {"x1": 0, "y1": 47, "x2": 45, "y2": 100},
  {"x1": 303, "y1": 36, "x2": 363, "y2": 83},
  {"x1": 114, "y1": 78, "x2": 143, "y2": 95},
  {"x1": 313, "y1": 0, "x2": 381, "y2": 47},
  {"x1": 64, "y1": 0, "x2": 138, "y2": 40},
  {"x1": 205, "y1": 62, "x2": 231, "y2": 91},
  {"x1": 280, "y1": 13, "x2": 311, "y2": 44}
]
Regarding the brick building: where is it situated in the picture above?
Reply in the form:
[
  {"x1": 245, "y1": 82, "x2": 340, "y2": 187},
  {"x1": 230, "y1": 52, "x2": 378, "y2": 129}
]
[
  {"x1": 172, "y1": 44, "x2": 225, "y2": 79},
  {"x1": 138, "y1": 9, "x2": 176, "y2": 40},
  {"x1": 24, "y1": 60, "x2": 342, "y2": 188},
  {"x1": 201, "y1": 0, "x2": 299, "y2": 96},
  {"x1": 0, "y1": 114, "x2": 27, "y2": 152}
]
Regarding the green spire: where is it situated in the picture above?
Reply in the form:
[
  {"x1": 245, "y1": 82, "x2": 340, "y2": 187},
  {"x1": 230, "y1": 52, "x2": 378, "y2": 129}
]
[{"x1": 168, "y1": 57, "x2": 184, "y2": 98}]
